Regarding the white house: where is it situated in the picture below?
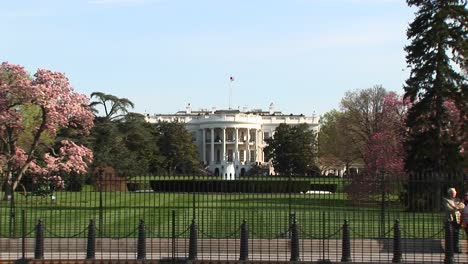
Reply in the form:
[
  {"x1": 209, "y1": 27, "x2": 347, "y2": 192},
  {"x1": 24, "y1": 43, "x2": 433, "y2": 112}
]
[{"x1": 145, "y1": 103, "x2": 319, "y2": 179}]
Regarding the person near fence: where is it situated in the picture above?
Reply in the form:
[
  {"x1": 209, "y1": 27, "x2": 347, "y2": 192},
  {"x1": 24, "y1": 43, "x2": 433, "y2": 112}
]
[
  {"x1": 461, "y1": 193, "x2": 468, "y2": 243},
  {"x1": 443, "y1": 187, "x2": 465, "y2": 253}
]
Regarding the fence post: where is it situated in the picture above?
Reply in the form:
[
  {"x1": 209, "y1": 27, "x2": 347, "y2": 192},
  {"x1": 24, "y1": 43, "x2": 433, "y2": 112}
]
[
  {"x1": 9, "y1": 183, "x2": 16, "y2": 238},
  {"x1": 239, "y1": 220, "x2": 249, "y2": 261},
  {"x1": 21, "y1": 209, "x2": 26, "y2": 261},
  {"x1": 318, "y1": 211, "x2": 331, "y2": 264},
  {"x1": 290, "y1": 217, "x2": 300, "y2": 262},
  {"x1": 137, "y1": 219, "x2": 146, "y2": 260},
  {"x1": 341, "y1": 219, "x2": 351, "y2": 262},
  {"x1": 188, "y1": 218, "x2": 197, "y2": 260},
  {"x1": 379, "y1": 172, "x2": 386, "y2": 239},
  {"x1": 86, "y1": 219, "x2": 96, "y2": 260},
  {"x1": 172, "y1": 210, "x2": 176, "y2": 261},
  {"x1": 98, "y1": 172, "x2": 103, "y2": 238},
  {"x1": 392, "y1": 219, "x2": 402, "y2": 263},
  {"x1": 444, "y1": 219, "x2": 454, "y2": 264},
  {"x1": 34, "y1": 220, "x2": 44, "y2": 259}
]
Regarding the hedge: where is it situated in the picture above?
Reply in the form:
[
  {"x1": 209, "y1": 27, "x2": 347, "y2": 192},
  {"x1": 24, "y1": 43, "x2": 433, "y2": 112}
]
[{"x1": 149, "y1": 180, "x2": 311, "y2": 193}]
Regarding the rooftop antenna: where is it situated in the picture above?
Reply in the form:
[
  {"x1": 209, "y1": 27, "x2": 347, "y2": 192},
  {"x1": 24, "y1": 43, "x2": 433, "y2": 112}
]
[{"x1": 229, "y1": 75, "x2": 234, "y2": 110}]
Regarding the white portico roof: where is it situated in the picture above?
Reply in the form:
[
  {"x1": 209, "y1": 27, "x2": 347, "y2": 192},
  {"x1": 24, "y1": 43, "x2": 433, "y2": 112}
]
[{"x1": 194, "y1": 112, "x2": 263, "y2": 130}]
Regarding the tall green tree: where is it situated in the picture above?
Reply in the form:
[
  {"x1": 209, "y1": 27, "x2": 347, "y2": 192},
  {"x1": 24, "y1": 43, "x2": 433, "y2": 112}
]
[
  {"x1": 88, "y1": 93, "x2": 163, "y2": 177},
  {"x1": 87, "y1": 92, "x2": 201, "y2": 176},
  {"x1": 340, "y1": 85, "x2": 389, "y2": 159},
  {"x1": 404, "y1": 0, "x2": 467, "y2": 172},
  {"x1": 264, "y1": 123, "x2": 318, "y2": 176},
  {"x1": 118, "y1": 113, "x2": 163, "y2": 175},
  {"x1": 89, "y1": 92, "x2": 135, "y2": 122},
  {"x1": 155, "y1": 121, "x2": 200, "y2": 174},
  {"x1": 89, "y1": 111, "x2": 164, "y2": 177},
  {"x1": 318, "y1": 110, "x2": 361, "y2": 175}
]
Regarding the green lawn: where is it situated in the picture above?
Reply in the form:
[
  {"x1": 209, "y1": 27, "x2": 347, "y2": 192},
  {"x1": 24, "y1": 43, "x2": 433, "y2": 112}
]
[{"x1": 0, "y1": 186, "x2": 445, "y2": 240}]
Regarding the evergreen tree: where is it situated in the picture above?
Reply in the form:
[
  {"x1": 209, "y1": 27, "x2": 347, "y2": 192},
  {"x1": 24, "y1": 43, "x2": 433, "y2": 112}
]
[
  {"x1": 155, "y1": 121, "x2": 200, "y2": 174},
  {"x1": 264, "y1": 123, "x2": 318, "y2": 176},
  {"x1": 89, "y1": 92, "x2": 135, "y2": 122},
  {"x1": 404, "y1": 0, "x2": 467, "y2": 172},
  {"x1": 88, "y1": 93, "x2": 163, "y2": 177}
]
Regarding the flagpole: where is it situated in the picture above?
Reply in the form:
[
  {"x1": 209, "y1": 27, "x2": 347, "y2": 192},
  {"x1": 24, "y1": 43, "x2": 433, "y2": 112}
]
[{"x1": 229, "y1": 76, "x2": 233, "y2": 110}]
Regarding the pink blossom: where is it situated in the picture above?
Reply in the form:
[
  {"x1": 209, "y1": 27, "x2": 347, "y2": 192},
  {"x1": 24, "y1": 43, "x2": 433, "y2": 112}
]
[
  {"x1": 0, "y1": 62, "x2": 95, "y2": 193},
  {"x1": 364, "y1": 93, "x2": 407, "y2": 178}
]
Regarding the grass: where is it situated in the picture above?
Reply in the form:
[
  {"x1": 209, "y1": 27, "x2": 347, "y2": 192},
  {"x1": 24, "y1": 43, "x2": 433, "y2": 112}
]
[{"x1": 0, "y1": 185, "x2": 445, "y2": 240}]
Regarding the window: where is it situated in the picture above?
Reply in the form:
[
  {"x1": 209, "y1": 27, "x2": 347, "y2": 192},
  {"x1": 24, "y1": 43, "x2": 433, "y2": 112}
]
[{"x1": 250, "y1": 132, "x2": 255, "y2": 142}]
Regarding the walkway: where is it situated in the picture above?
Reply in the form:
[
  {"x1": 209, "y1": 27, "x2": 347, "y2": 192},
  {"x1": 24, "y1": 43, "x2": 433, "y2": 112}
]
[{"x1": 1, "y1": 238, "x2": 468, "y2": 263}]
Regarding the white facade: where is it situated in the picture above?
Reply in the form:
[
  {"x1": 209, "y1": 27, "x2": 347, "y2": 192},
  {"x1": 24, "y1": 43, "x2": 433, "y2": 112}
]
[{"x1": 145, "y1": 104, "x2": 319, "y2": 179}]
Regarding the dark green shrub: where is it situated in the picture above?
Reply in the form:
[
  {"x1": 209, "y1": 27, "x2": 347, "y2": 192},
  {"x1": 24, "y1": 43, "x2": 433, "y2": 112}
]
[
  {"x1": 149, "y1": 180, "x2": 310, "y2": 193},
  {"x1": 309, "y1": 183, "x2": 337, "y2": 193}
]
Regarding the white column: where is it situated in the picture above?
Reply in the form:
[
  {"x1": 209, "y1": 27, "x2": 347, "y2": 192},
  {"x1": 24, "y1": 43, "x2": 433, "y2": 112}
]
[
  {"x1": 260, "y1": 129, "x2": 264, "y2": 162},
  {"x1": 210, "y1": 128, "x2": 215, "y2": 164},
  {"x1": 255, "y1": 129, "x2": 259, "y2": 163},
  {"x1": 235, "y1": 128, "x2": 239, "y2": 163},
  {"x1": 246, "y1": 128, "x2": 250, "y2": 163},
  {"x1": 202, "y1": 129, "x2": 206, "y2": 164},
  {"x1": 222, "y1": 128, "x2": 226, "y2": 162}
]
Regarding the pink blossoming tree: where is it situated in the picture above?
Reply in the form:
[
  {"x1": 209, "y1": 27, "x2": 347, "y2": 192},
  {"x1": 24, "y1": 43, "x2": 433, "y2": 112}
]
[
  {"x1": 346, "y1": 92, "x2": 408, "y2": 200},
  {"x1": 364, "y1": 92, "x2": 407, "y2": 177},
  {"x1": 0, "y1": 62, "x2": 94, "y2": 200}
]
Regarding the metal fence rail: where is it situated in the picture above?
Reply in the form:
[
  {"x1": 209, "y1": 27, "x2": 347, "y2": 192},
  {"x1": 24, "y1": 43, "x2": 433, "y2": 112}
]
[{"x1": 0, "y1": 172, "x2": 467, "y2": 263}]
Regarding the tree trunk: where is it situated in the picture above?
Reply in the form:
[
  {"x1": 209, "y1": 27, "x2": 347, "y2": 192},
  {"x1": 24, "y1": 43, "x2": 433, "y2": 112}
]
[
  {"x1": 2, "y1": 170, "x2": 16, "y2": 201},
  {"x1": 2, "y1": 180, "x2": 12, "y2": 201}
]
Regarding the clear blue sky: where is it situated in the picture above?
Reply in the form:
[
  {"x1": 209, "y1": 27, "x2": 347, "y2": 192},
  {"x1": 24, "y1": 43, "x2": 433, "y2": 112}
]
[{"x1": 1, "y1": 0, "x2": 415, "y2": 116}]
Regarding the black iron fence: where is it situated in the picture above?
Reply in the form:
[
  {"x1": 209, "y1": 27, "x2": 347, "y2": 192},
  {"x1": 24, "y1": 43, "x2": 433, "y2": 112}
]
[{"x1": 0, "y1": 172, "x2": 467, "y2": 263}]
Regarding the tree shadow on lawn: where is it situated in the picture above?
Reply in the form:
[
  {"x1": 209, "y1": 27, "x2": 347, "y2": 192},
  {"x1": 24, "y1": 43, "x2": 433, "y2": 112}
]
[{"x1": 220, "y1": 196, "x2": 381, "y2": 210}]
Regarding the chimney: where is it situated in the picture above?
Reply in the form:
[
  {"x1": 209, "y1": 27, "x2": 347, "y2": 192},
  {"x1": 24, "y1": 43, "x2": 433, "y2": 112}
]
[{"x1": 269, "y1": 102, "x2": 275, "y2": 115}]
